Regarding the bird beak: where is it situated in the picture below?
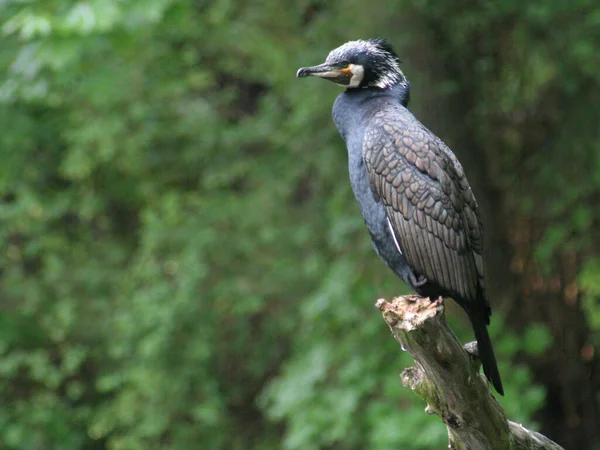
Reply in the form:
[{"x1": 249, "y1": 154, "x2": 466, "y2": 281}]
[{"x1": 296, "y1": 63, "x2": 351, "y2": 85}]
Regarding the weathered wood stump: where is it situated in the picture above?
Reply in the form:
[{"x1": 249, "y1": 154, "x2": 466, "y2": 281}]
[{"x1": 376, "y1": 296, "x2": 564, "y2": 450}]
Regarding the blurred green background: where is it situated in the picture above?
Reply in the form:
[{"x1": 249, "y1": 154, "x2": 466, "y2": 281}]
[{"x1": 1, "y1": 1, "x2": 599, "y2": 449}]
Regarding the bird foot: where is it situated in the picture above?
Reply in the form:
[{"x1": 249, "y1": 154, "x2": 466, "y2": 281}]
[{"x1": 409, "y1": 272, "x2": 427, "y2": 288}]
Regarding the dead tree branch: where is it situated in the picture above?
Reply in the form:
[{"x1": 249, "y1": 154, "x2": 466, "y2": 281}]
[{"x1": 376, "y1": 295, "x2": 564, "y2": 450}]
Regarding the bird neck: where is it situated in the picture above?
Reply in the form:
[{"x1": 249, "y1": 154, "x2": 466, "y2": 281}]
[
  {"x1": 394, "y1": 80, "x2": 411, "y2": 107},
  {"x1": 332, "y1": 81, "x2": 411, "y2": 145},
  {"x1": 378, "y1": 80, "x2": 411, "y2": 107},
  {"x1": 347, "y1": 79, "x2": 411, "y2": 107}
]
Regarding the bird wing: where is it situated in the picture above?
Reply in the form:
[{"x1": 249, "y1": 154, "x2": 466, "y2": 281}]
[{"x1": 363, "y1": 108, "x2": 485, "y2": 302}]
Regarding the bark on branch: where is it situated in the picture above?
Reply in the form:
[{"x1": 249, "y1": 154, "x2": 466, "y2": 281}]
[{"x1": 376, "y1": 295, "x2": 564, "y2": 450}]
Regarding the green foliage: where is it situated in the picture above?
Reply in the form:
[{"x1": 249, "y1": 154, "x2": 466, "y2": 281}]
[
  {"x1": 0, "y1": 0, "x2": 598, "y2": 449},
  {"x1": 579, "y1": 258, "x2": 600, "y2": 337}
]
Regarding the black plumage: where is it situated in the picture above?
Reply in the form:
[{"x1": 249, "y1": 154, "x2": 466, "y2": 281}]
[{"x1": 297, "y1": 38, "x2": 504, "y2": 395}]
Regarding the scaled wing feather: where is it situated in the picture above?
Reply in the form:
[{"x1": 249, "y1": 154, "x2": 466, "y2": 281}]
[{"x1": 363, "y1": 107, "x2": 484, "y2": 302}]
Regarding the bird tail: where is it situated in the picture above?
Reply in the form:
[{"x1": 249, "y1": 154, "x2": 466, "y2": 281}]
[{"x1": 469, "y1": 307, "x2": 504, "y2": 396}]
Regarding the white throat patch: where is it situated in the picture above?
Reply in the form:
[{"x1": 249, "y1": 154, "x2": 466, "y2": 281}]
[
  {"x1": 334, "y1": 64, "x2": 364, "y2": 88},
  {"x1": 347, "y1": 64, "x2": 364, "y2": 88}
]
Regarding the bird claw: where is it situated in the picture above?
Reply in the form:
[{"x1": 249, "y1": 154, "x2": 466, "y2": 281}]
[{"x1": 409, "y1": 272, "x2": 428, "y2": 288}]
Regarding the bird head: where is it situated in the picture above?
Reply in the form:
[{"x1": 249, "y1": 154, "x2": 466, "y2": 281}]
[{"x1": 296, "y1": 38, "x2": 408, "y2": 90}]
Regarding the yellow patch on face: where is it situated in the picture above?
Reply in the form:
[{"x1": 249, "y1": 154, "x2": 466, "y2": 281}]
[{"x1": 341, "y1": 65, "x2": 352, "y2": 74}]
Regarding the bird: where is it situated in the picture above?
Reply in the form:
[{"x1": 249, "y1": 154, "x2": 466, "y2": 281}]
[{"x1": 297, "y1": 38, "x2": 504, "y2": 395}]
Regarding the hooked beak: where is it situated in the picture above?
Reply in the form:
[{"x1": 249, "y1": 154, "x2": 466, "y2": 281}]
[{"x1": 296, "y1": 63, "x2": 352, "y2": 85}]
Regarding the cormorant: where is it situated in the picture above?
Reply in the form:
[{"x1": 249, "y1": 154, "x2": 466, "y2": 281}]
[{"x1": 297, "y1": 38, "x2": 504, "y2": 395}]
